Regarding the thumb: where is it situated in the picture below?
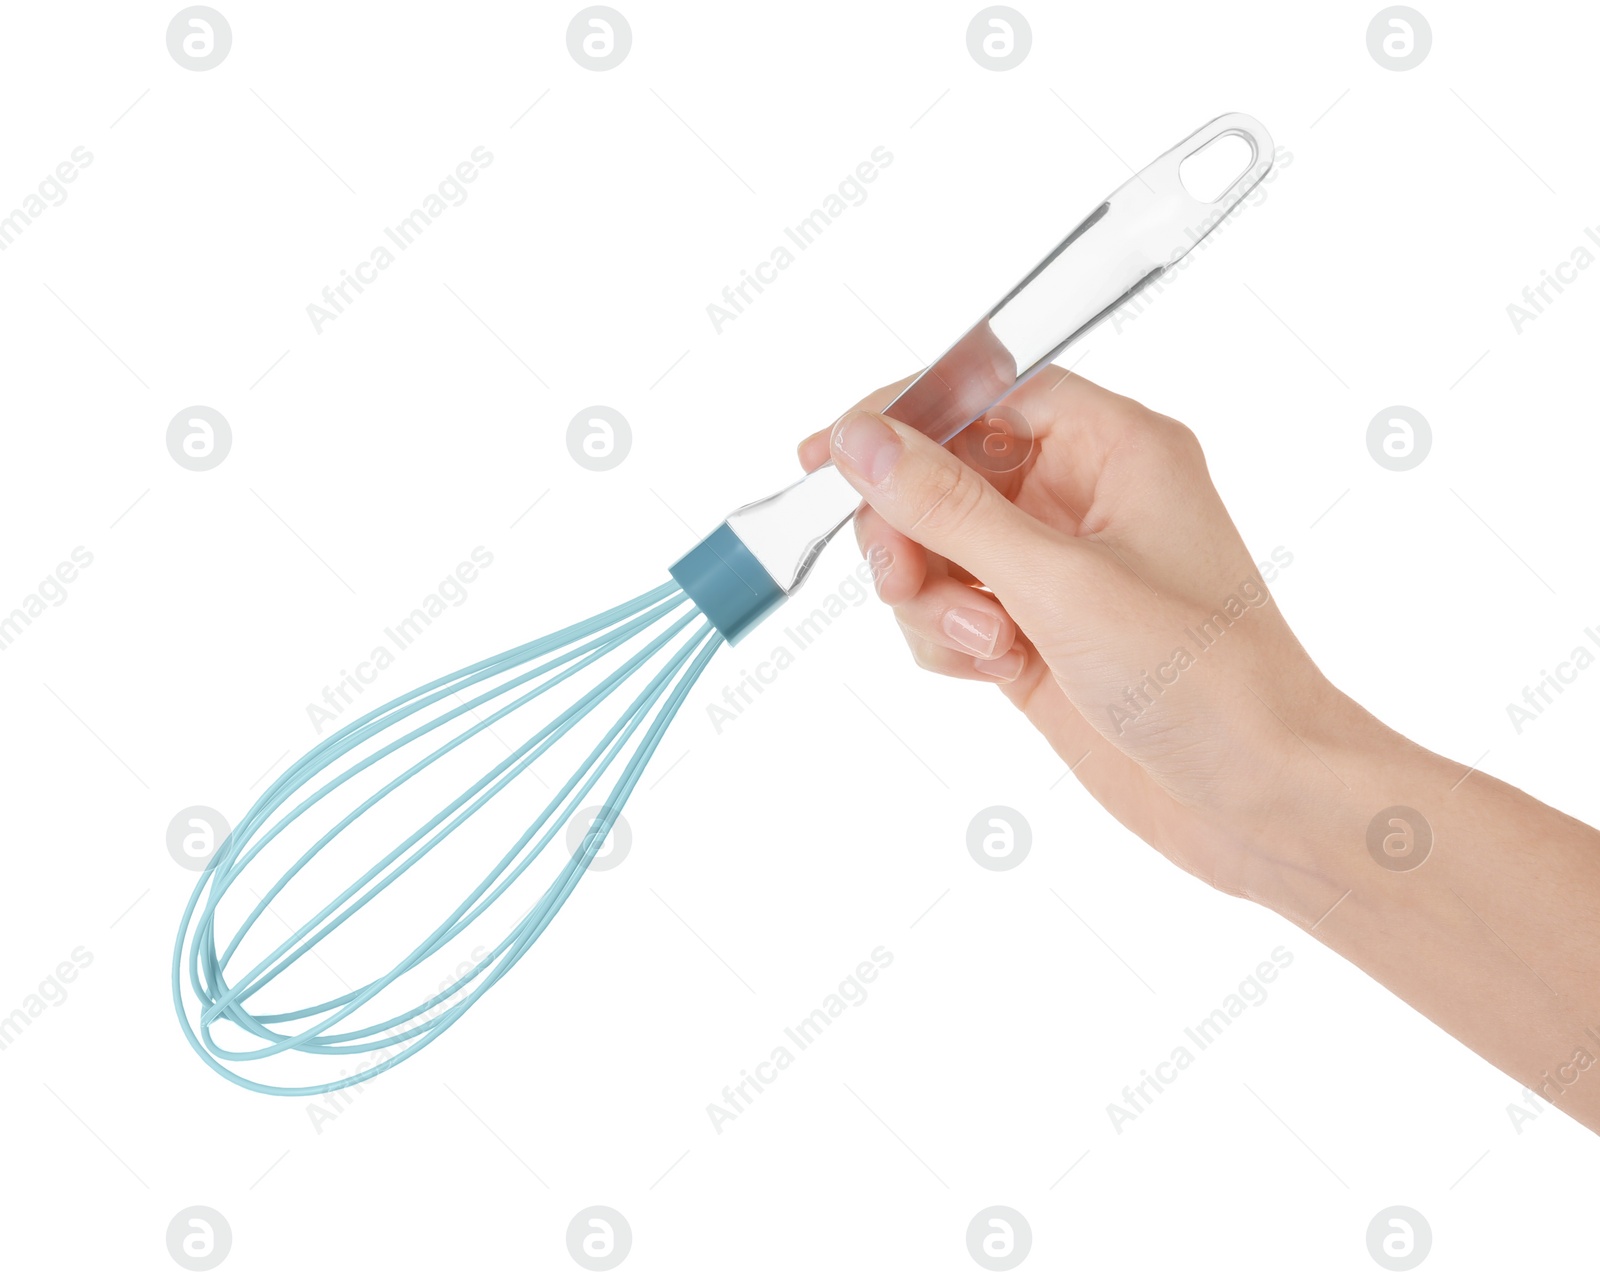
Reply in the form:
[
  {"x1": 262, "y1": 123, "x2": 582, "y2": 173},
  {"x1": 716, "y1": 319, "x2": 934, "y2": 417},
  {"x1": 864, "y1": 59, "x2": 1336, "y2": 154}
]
[{"x1": 828, "y1": 408, "x2": 1070, "y2": 596}]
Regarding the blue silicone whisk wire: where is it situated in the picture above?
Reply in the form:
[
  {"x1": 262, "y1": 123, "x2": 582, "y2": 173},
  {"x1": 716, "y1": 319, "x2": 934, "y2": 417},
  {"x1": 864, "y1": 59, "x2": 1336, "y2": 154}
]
[{"x1": 172, "y1": 583, "x2": 723, "y2": 1096}]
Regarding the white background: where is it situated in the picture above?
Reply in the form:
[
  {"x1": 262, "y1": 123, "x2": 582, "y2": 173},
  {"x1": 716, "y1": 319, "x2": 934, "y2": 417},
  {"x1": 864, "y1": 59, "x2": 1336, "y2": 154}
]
[{"x1": 2, "y1": 0, "x2": 1598, "y2": 1274}]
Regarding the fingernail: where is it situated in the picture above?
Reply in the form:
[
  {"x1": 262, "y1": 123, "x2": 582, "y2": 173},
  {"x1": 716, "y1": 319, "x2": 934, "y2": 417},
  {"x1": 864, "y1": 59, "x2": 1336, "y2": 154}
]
[
  {"x1": 943, "y1": 606, "x2": 1001, "y2": 658},
  {"x1": 832, "y1": 410, "x2": 901, "y2": 485},
  {"x1": 974, "y1": 648, "x2": 1024, "y2": 682}
]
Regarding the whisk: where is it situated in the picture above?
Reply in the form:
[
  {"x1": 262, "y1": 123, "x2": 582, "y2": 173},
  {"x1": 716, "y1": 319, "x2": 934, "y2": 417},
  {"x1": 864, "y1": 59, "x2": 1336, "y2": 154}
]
[{"x1": 174, "y1": 114, "x2": 1275, "y2": 1095}]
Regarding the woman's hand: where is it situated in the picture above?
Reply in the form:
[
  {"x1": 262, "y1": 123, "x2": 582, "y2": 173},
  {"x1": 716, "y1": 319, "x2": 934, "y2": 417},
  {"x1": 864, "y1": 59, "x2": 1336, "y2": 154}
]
[
  {"x1": 799, "y1": 367, "x2": 1600, "y2": 1135},
  {"x1": 798, "y1": 369, "x2": 1375, "y2": 904}
]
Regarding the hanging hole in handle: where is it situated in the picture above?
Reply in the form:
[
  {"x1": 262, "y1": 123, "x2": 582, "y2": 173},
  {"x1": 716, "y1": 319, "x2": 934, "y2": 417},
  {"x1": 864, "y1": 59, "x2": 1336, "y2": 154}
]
[{"x1": 1178, "y1": 131, "x2": 1257, "y2": 204}]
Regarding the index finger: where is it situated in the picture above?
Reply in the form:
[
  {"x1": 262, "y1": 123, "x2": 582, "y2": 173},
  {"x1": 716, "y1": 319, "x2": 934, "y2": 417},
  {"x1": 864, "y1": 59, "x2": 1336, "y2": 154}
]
[
  {"x1": 797, "y1": 371, "x2": 920, "y2": 472},
  {"x1": 797, "y1": 316, "x2": 1023, "y2": 470}
]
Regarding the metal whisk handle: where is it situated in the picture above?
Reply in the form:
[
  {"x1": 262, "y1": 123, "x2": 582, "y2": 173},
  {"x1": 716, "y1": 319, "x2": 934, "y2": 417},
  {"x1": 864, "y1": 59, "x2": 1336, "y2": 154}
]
[{"x1": 673, "y1": 113, "x2": 1276, "y2": 644}]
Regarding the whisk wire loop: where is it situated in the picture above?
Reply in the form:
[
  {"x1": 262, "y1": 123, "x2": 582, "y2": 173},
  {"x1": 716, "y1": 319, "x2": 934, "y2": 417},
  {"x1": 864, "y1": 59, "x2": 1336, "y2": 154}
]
[{"x1": 172, "y1": 583, "x2": 722, "y2": 1096}]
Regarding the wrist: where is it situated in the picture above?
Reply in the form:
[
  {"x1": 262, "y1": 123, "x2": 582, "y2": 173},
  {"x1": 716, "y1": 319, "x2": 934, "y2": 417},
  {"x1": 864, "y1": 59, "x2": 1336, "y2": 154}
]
[{"x1": 1229, "y1": 700, "x2": 1453, "y2": 923}]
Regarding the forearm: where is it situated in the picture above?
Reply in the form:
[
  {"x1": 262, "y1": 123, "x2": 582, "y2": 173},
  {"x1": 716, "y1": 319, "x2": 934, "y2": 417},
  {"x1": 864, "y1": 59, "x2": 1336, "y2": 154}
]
[{"x1": 1256, "y1": 712, "x2": 1600, "y2": 1130}]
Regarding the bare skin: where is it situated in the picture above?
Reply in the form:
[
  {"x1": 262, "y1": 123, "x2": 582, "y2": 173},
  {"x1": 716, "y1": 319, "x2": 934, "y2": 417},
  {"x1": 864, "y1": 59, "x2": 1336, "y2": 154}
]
[{"x1": 799, "y1": 370, "x2": 1600, "y2": 1133}]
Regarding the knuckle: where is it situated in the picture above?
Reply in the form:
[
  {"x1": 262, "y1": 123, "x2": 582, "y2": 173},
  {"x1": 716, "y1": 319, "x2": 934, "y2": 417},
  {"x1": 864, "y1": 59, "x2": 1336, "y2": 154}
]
[
  {"x1": 1115, "y1": 409, "x2": 1207, "y2": 482},
  {"x1": 908, "y1": 455, "x2": 987, "y2": 537},
  {"x1": 866, "y1": 541, "x2": 895, "y2": 581},
  {"x1": 903, "y1": 631, "x2": 934, "y2": 671},
  {"x1": 1148, "y1": 412, "x2": 1205, "y2": 464},
  {"x1": 898, "y1": 623, "x2": 941, "y2": 673}
]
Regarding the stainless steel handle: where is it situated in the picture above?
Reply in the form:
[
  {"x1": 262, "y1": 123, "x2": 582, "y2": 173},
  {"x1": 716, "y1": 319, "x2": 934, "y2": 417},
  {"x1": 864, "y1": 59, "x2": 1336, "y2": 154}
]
[{"x1": 726, "y1": 112, "x2": 1276, "y2": 595}]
